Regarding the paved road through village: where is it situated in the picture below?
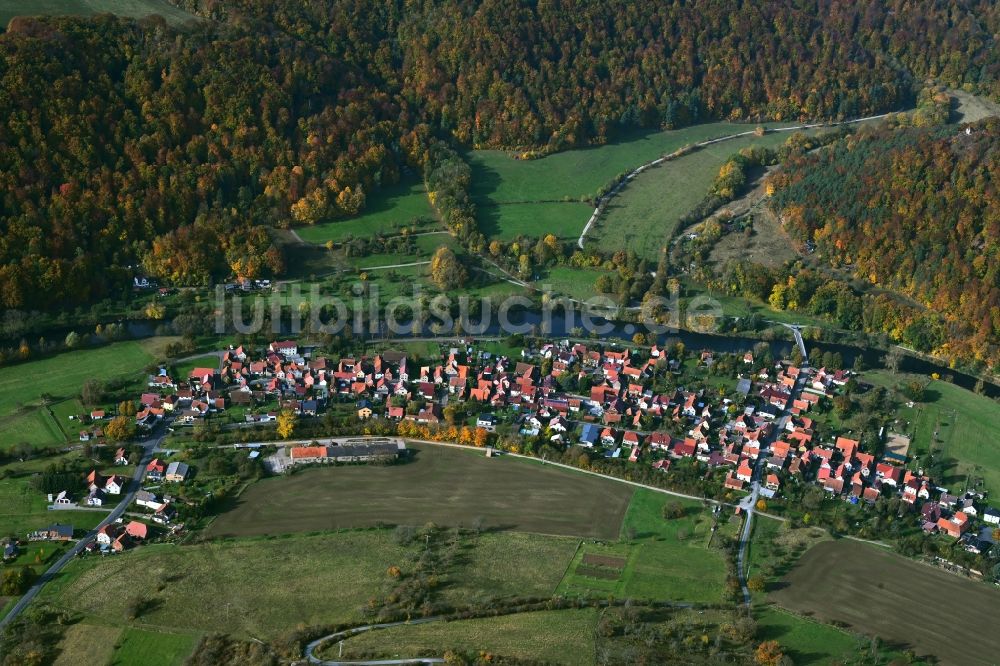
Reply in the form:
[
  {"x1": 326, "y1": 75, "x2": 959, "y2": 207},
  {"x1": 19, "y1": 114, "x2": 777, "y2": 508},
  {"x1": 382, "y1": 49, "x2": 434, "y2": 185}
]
[{"x1": 0, "y1": 419, "x2": 169, "y2": 630}]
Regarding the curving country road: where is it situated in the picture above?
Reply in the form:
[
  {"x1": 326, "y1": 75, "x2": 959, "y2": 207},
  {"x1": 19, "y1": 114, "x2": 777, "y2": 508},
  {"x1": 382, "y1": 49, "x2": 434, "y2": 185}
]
[
  {"x1": 577, "y1": 113, "x2": 891, "y2": 249},
  {"x1": 304, "y1": 617, "x2": 446, "y2": 665},
  {"x1": 0, "y1": 419, "x2": 169, "y2": 630}
]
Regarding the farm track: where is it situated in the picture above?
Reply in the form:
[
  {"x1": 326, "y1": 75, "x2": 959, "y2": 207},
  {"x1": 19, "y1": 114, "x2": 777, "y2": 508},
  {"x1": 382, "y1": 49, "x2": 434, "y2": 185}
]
[{"x1": 577, "y1": 113, "x2": 891, "y2": 250}]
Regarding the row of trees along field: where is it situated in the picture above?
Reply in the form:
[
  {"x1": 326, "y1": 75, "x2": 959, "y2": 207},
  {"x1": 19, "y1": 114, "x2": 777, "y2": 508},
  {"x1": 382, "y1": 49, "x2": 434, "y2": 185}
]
[
  {"x1": 0, "y1": 1, "x2": 997, "y2": 311},
  {"x1": 767, "y1": 118, "x2": 1000, "y2": 368}
]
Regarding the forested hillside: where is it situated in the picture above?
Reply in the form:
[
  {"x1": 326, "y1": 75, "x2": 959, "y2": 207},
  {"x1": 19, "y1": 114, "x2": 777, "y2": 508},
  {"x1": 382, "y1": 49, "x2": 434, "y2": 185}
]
[
  {"x1": 0, "y1": 0, "x2": 997, "y2": 309},
  {"x1": 768, "y1": 119, "x2": 1000, "y2": 366},
  {"x1": 0, "y1": 16, "x2": 409, "y2": 307},
  {"x1": 172, "y1": 0, "x2": 1000, "y2": 150}
]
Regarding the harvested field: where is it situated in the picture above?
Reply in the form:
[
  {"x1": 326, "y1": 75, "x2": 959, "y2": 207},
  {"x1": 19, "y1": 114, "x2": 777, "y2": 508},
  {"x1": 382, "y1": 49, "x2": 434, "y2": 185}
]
[
  {"x1": 207, "y1": 444, "x2": 633, "y2": 539},
  {"x1": 771, "y1": 539, "x2": 1000, "y2": 665},
  {"x1": 575, "y1": 566, "x2": 619, "y2": 580},
  {"x1": 582, "y1": 553, "x2": 626, "y2": 569}
]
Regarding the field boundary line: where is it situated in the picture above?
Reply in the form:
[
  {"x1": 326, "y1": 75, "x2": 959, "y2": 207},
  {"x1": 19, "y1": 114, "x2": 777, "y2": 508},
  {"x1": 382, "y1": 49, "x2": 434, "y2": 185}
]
[{"x1": 403, "y1": 438, "x2": 720, "y2": 505}]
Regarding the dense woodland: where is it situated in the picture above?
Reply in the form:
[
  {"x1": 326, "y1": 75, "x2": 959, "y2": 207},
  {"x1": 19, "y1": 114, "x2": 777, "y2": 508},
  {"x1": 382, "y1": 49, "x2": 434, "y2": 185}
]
[
  {"x1": 768, "y1": 119, "x2": 1000, "y2": 367},
  {"x1": 0, "y1": 0, "x2": 997, "y2": 311}
]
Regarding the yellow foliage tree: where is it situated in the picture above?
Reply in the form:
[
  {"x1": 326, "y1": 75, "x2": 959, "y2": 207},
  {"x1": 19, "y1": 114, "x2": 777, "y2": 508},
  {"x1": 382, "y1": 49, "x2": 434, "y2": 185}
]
[
  {"x1": 105, "y1": 415, "x2": 136, "y2": 442},
  {"x1": 276, "y1": 409, "x2": 298, "y2": 438}
]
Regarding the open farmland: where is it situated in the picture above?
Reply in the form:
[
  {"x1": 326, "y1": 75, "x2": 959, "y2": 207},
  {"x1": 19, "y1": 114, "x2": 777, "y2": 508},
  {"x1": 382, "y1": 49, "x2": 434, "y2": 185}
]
[
  {"x1": 320, "y1": 608, "x2": 599, "y2": 664},
  {"x1": 469, "y1": 122, "x2": 802, "y2": 240},
  {"x1": 753, "y1": 606, "x2": 866, "y2": 665},
  {"x1": 556, "y1": 490, "x2": 733, "y2": 603},
  {"x1": 52, "y1": 623, "x2": 122, "y2": 666},
  {"x1": 40, "y1": 532, "x2": 412, "y2": 637},
  {"x1": 207, "y1": 444, "x2": 633, "y2": 539},
  {"x1": 0, "y1": 0, "x2": 197, "y2": 26},
  {"x1": 478, "y1": 201, "x2": 592, "y2": 240},
  {"x1": 41, "y1": 528, "x2": 580, "y2": 638},
  {"x1": 469, "y1": 122, "x2": 791, "y2": 204},
  {"x1": 590, "y1": 129, "x2": 818, "y2": 260},
  {"x1": 0, "y1": 339, "x2": 162, "y2": 449},
  {"x1": 109, "y1": 628, "x2": 198, "y2": 666},
  {"x1": 770, "y1": 539, "x2": 1000, "y2": 665}
]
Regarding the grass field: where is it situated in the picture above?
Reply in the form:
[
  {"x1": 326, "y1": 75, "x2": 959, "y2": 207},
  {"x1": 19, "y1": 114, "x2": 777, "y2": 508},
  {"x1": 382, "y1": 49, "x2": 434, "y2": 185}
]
[
  {"x1": 0, "y1": 474, "x2": 106, "y2": 537},
  {"x1": 469, "y1": 122, "x2": 817, "y2": 241},
  {"x1": 536, "y1": 265, "x2": 611, "y2": 302},
  {"x1": 469, "y1": 123, "x2": 792, "y2": 205},
  {"x1": 41, "y1": 533, "x2": 410, "y2": 636},
  {"x1": 42, "y1": 527, "x2": 583, "y2": 638},
  {"x1": 441, "y1": 531, "x2": 580, "y2": 606},
  {"x1": 110, "y1": 627, "x2": 198, "y2": 666},
  {"x1": 0, "y1": 339, "x2": 160, "y2": 449},
  {"x1": 295, "y1": 178, "x2": 437, "y2": 244},
  {"x1": 207, "y1": 444, "x2": 633, "y2": 539},
  {"x1": 556, "y1": 491, "x2": 732, "y2": 603},
  {"x1": 0, "y1": 408, "x2": 66, "y2": 450},
  {"x1": 52, "y1": 623, "x2": 122, "y2": 666},
  {"x1": 770, "y1": 539, "x2": 1000, "y2": 665},
  {"x1": 591, "y1": 130, "x2": 817, "y2": 260},
  {"x1": 477, "y1": 201, "x2": 592, "y2": 240},
  {"x1": 324, "y1": 608, "x2": 599, "y2": 664},
  {"x1": 754, "y1": 605, "x2": 862, "y2": 665},
  {"x1": 866, "y1": 370, "x2": 1000, "y2": 496},
  {"x1": 0, "y1": 0, "x2": 198, "y2": 27}
]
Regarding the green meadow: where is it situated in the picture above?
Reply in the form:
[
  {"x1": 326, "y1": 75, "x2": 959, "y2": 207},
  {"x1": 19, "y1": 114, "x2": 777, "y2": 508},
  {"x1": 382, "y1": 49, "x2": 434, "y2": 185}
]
[{"x1": 295, "y1": 177, "x2": 437, "y2": 245}]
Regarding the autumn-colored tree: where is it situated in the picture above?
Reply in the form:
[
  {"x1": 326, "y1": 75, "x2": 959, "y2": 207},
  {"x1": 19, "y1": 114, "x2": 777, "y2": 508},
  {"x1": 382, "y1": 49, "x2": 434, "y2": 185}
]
[
  {"x1": 429, "y1": 246, "x2": 467, "y2": 291},
  {"x1": 118, "y1": 401, "x2": 136, "y2": 417},
  {"x1": 755, "y1": 640, "x2": 785, "y2": 666},
  {"x1": 145, "y1": 301, "x2": 166, "y2": 320},
  {"x1": 276, "y1": 410, "x2": 298, "y2": 439},
  {"x1": 104, "y1": 415, "x2": 136, "y2": 442},
  {"x1": 747, "y1": 575, "x2": 766, "y2": 593}
]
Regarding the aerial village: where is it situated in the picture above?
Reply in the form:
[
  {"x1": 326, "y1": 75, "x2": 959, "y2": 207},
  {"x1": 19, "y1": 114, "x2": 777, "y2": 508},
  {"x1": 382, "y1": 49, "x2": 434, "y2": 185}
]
[{"x1": 22, "y1": 337, "x2": 998, "y2": 560}]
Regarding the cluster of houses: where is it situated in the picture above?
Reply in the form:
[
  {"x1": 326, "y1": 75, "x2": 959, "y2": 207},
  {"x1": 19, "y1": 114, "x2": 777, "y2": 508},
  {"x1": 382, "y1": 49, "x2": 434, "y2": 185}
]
[
  {"x1": 141, "y1": 340, "x2": 326, "y2": 427},
  {"x1": 45, "y1": 449, "x2": 131, "y2": 508},
  {"x1": 87, "y1": 520, "x2": 150, "y2": 554},
  {"x1": 87, "y1": 336, "x2": 996, "y2": 556},
  {"x1": 263, "y1": 337, "x2": 997, "y2": 552}
]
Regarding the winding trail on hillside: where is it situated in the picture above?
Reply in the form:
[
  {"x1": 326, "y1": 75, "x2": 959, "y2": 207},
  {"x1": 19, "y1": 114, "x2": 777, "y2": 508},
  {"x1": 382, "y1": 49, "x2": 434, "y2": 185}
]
[
  {"x1": 304, "y1": 618, "x2": 446, "y2": 665},
  {"x1": 577, "y1": 113, "x2": 891, "y2": 250}
]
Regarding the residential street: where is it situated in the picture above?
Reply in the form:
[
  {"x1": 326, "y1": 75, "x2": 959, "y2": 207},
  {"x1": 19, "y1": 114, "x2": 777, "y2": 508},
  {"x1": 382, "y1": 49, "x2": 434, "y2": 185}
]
[
  {"x1": 735, "y1": 340, "x2": 808, "y2": 606},
  {"x1": 0, "y1": 419, "x2": 169, "y2": 630}
]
